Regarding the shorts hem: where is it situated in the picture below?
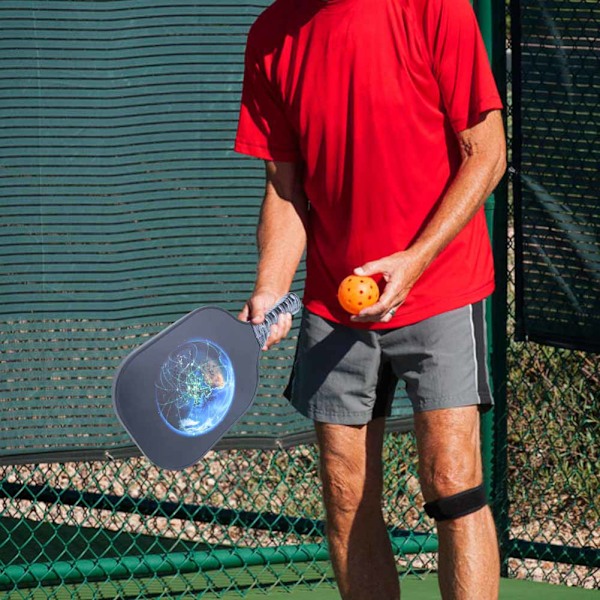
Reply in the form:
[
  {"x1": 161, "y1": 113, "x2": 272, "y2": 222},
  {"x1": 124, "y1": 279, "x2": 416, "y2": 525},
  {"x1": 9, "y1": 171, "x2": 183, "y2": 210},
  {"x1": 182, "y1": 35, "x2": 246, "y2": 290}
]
[
  {"x1": 290, "y1": 401, "x2": 385, "y2": 426},
  {"x1": 411, "y1": 395, "x2": 494, "y2": 413}
]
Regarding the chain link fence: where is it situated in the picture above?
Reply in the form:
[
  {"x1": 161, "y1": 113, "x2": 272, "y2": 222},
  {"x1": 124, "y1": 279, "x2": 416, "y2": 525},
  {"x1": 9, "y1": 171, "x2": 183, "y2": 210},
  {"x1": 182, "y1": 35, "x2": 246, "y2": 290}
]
[
  {"x1": 0, "y1": 436, "x2": 437, "y2": 598},
  {"x1": 1, "y1": 0, "x2": 598, "y2": 597},
  {"x1": 504, "y1": 0, "x2": 599, "y2": 588},
  {"x1": 0, "y1": 2, "x2": 438, "y2": 595}
]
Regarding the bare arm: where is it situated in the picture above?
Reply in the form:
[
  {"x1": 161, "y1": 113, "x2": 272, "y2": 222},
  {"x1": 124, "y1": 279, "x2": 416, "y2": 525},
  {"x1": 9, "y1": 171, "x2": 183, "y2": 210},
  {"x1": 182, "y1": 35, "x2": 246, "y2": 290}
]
[
  {"x1": 239, "y1": 160, "x2": 308, "y2": 347},
  {"x1": 354, "y1": 109, "x2": 506, "y2": 323}
]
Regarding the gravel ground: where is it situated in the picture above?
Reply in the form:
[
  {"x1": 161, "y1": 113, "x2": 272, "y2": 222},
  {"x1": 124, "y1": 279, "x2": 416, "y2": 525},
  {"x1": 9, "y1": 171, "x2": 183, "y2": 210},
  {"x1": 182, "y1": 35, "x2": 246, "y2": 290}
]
[{"x1": 1, "y1": 443, "x2": 598, "y2": 590}]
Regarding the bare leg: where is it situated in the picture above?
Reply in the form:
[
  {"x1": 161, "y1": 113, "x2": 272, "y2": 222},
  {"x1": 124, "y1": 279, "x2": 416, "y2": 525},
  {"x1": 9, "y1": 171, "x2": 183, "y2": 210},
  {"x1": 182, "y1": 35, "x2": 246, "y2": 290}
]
[
  {"x1": 415, "y1": 406, "x2": 500, "y2": 600},
  {"x1": 316, "y1": 418, "x2": 400, "y2": 600}
]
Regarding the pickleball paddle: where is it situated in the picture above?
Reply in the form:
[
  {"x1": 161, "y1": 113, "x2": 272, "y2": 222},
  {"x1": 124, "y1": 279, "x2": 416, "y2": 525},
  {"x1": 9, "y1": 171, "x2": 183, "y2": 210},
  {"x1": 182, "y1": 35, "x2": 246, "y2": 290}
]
[{"x1": 112, "y1": 293, "x2": 302, "y2": 470}]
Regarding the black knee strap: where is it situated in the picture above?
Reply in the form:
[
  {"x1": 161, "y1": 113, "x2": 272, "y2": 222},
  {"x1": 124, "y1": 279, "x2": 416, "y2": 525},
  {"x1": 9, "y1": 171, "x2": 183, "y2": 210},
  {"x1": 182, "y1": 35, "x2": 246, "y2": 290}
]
[{"x1": 424, "y1": 484, "x2": 487, "y2": 522}]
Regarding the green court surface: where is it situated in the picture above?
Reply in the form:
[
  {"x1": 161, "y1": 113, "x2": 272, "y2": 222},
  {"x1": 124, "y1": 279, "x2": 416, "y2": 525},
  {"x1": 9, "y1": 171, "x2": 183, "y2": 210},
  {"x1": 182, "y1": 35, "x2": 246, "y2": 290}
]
[
  {"x1": 10, "y1": 573, "x2": 600, "y2": 600},
  {"x1": 227, "y1": 576, "x2": 600, "y2": 599},
  {"x1": 8, "y1": 563, "x2": 599, "y2": 599}
]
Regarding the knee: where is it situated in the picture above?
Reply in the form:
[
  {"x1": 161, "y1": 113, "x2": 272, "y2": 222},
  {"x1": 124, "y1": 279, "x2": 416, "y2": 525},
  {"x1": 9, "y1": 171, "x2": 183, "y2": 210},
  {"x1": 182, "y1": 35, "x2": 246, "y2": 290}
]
[
  {"x1": 415, "y1": 409, "x2": 486, "y2": 521},
  {"x1": 418, "y1": 457, "x2": 481, "y2": 504},
  {"x1": 418, "y1": 458, "x2": 487, "y2": 522}
]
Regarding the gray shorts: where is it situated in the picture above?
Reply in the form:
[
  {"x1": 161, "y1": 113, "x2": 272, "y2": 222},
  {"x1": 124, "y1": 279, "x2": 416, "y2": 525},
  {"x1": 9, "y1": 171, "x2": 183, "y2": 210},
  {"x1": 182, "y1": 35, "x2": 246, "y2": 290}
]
[{"x1": 284, "y1": 302, "x2": 493, "y2": 425}]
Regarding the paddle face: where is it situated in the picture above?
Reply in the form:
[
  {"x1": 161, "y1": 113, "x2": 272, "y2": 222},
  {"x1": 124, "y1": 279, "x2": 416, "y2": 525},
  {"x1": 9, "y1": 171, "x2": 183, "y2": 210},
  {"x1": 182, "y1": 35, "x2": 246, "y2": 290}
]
[{"x1": 113, "y1": 307, "x2": 260, "y2": 470}]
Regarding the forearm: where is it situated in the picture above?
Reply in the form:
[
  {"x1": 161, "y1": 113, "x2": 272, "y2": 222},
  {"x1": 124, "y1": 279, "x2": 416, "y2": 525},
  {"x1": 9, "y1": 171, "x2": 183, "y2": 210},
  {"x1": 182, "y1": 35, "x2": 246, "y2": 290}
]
[
  {"x1": 254, "y1": 161, "x2": 308, "y2": 296},
  {"x1": 406, "y1": 112, "x2": 506, "y2": 271},
  {"x1": 353, "y1": 111, "x2": 506, "y2": 322},
  {"x1": 407, "y1": 153, "x2": 505, "y2": 269}
]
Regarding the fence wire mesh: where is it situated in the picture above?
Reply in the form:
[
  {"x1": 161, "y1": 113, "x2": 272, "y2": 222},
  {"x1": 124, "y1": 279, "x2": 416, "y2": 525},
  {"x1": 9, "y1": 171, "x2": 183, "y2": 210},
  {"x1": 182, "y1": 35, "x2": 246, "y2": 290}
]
[
  {"x1": 0, "y1": 2, "x2": 435, "y2": 596},
  {"x1": 0, "y1": 436, "x2": 436, "y2": 598},
  {"x1": 505, "y1": 0, "x2": 599, "y2": 588},
  {"x1": 1, "y1": 0, "x2": 599, "y2": 597},
  {"x1": 503, "y1": 338, "x2": 599, "y2": 587}
]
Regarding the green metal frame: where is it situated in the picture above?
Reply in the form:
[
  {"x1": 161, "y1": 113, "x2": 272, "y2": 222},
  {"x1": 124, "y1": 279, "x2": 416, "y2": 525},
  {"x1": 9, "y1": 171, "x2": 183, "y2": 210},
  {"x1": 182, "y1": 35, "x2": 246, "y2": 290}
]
[
  {"x1": 476, "y1": 0, "x2": 511, "y2": 575},
  {"x1": 0, "y1": 536, "x2": 439, "y2": 590}
]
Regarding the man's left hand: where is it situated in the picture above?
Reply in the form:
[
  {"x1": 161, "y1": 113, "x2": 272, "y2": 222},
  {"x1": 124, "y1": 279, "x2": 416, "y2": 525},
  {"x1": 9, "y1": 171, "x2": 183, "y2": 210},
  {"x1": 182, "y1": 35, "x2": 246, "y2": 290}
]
[{"x1": 350, "y1": 250, "x2": 428, "y2": 323}]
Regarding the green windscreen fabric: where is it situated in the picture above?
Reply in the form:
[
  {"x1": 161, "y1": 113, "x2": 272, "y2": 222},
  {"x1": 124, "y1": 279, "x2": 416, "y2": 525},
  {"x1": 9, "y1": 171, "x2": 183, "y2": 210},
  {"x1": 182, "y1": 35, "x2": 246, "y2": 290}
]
[
  {"x1": 0, "y1": 1, "x2": 412, "y2": 465},
  {"x1": 513, "y1": 0, "x2": 600, "y2": 351}
]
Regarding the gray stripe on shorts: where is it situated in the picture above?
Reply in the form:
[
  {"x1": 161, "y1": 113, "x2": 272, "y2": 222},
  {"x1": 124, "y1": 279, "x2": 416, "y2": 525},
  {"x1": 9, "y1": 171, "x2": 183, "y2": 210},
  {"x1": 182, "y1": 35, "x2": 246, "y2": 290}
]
[{"x1": 471, "y1": 301, "x2": 492, "y2": 402}]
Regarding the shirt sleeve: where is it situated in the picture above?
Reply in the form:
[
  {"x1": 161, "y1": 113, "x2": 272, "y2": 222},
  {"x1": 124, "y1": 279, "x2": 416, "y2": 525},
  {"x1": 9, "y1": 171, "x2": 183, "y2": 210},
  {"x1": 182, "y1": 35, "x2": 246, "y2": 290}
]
[
  {"x1": 421, "y1": 0, "x2": 503, "y2": 132},
  {"x1": 234, "y1": 33, "x2": 301, "y2": 162}
]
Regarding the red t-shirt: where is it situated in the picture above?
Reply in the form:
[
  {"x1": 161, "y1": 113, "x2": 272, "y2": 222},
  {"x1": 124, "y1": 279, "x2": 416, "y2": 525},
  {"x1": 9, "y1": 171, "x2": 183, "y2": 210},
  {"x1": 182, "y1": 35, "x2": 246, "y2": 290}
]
[{"x1": 235, "y1": 0, "x2": 503, "y2": 329}]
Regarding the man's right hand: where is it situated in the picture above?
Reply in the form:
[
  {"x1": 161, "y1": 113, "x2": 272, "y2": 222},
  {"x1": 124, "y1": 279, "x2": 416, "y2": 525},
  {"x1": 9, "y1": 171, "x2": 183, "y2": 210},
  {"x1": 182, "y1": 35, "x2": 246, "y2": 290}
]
[{"x1": 238, "y1": 289, "x2": 294, "y2": 351}]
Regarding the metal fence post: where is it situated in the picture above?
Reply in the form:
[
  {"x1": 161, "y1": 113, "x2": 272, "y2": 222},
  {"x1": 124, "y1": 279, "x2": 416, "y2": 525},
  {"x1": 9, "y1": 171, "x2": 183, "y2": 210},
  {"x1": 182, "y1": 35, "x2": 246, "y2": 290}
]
[{"x1": 475, "y1": 0, "x2": 511, "y2": 576}]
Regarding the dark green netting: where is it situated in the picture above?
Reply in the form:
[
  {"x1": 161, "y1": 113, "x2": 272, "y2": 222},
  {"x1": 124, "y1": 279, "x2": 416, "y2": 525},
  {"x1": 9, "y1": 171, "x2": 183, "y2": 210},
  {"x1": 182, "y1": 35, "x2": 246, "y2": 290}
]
[
  {"x1": 513, "y1": 0, "x2": 600, "y2": 351},
  {"x1": 505, "y1": 0, "x2": 600, "y2": 588},
  {"x1": 0, "y1": 0, "x2": 412, "y2": 465},
  {"x1": 0, "y1": 4, "x2": 436, "y2": 596},
  {"x1": 2, "y1": 0, "x2": 599, "y2": 596}
]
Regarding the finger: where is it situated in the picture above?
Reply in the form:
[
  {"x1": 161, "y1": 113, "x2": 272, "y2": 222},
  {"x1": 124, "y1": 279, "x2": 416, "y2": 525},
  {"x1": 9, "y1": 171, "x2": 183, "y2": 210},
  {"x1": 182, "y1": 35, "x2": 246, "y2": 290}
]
[
  {"x1": 354, "y1": 261, "x2": 383, "y2": 277},
  {"x1": 238, "y1": 303, "x2": 250, "y2": 322},
  {"x1": 262, "y1": 327, "x2": 276, "y2": 351},
  {"x1": 265, "y1": 313, "x2": 294, "y2": 349},
  {"x1": 351, "y1": 306, "x2": 397, "y2": 323},
  {"x1": 379, "y1": 307, "x2": 397, "y2": 323},
  {"x1": 252, "y1": 290, "x2": 293, "y2": 329},
  {"x1": 351, "y1": 291, "x2": 403, "y2": 321},
  {"x1": 271, "y1": 313, "x2": 291, "y2": 344},
  {"x1": 354, "y1": 307, "x2": 385, "y2": 321},
  {"x1": 264, "y1": 322, "x2": 280, "y2": 350},
  {"x1": 277, "y1": 313, "x2": 292, "y2": 341},
  {"x1": 249, "y1": 297, "x2": 268, "y2": 325},
  {"x1": 353, "y1": 291, "x2": 395, "y2": 317}
]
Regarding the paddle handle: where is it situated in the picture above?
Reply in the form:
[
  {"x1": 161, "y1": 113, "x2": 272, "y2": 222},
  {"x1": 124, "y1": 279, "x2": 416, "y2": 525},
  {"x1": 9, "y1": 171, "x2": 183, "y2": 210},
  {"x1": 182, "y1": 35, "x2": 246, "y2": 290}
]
[{"x1": 253, "y1": 293, "x2": 303, "y2": 347}]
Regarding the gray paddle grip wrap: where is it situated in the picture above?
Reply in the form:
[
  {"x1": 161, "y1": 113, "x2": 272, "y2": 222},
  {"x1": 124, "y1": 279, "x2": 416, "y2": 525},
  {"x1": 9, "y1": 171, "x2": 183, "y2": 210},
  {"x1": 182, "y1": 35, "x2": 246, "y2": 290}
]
[{"x1": 253, "y1": 293, "x2": 303, "y2": 347}]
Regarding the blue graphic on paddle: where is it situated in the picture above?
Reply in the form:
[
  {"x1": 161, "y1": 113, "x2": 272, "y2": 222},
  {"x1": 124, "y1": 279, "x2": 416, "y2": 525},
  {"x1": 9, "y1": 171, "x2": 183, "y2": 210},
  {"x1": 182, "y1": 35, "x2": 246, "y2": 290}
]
[
  {"x1": 112, "y1": 293, "x2": 302, "y2": 470},
  {"x1": 155, "y1": 339, "x2": 236, "y2": 437}
]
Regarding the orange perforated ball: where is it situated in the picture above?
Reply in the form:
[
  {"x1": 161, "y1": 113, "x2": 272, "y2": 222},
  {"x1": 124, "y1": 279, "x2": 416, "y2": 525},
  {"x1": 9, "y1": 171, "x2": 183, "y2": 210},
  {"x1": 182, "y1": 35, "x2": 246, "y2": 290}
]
[{"x1": 337, "y1": 275, "x2": 380, "y2": 315}]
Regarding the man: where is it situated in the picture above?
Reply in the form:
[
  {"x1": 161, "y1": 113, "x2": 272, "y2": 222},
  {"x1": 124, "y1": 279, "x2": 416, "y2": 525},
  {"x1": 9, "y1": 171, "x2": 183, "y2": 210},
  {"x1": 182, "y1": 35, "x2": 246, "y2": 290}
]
[{"x1": 234, "y1": 0, "x2": 506, "y2": 598}]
